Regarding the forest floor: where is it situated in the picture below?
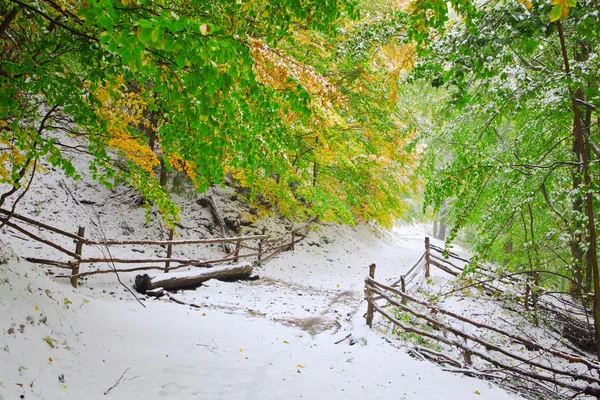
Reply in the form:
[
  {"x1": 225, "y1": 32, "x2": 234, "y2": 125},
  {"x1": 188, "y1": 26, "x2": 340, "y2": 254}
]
[{"x1": 0, "y1": 156, "x2": 523, "y2": 399}]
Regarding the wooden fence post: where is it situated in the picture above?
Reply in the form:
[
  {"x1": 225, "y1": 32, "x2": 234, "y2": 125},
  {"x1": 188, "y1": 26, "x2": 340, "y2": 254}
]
[
  {"x1": 424, "y1": 236, "x2": 431, "y2": 278},
  {"x1": 71, "y1": 226, "x2": 85, "y2": 288},
  {"x1": 463, "y1": 349, "x2": 473, "y2": 366},
  {"x1": 234, "y1": 227, "x2": 243, "y2": 261},
  {"x1": 290, "y1": 232, "x2": 295, "y2": 251},
  {"x1": 165, "y1": 228, "x2": 174, "y2": 273},
  {"x1": 258, "y1": 227, "x2": 266, "y2": 262},
  {"x1": 401, "y1": 276, "x2": 406, "y2": 305},
  {"x1": 366, "y1": 263, "x2": 376, "y2": 328}
]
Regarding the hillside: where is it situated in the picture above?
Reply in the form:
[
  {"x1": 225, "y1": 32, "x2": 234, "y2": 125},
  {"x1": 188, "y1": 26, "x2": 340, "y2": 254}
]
[{"x1": 0, "y1": 166, "x2": 520, "y2": 400}]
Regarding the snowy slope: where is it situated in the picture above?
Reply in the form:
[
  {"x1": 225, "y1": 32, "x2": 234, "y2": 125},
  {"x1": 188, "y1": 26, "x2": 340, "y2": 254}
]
[{"x1": 0, "y1": 161, "x2": 521, "y2": 399}]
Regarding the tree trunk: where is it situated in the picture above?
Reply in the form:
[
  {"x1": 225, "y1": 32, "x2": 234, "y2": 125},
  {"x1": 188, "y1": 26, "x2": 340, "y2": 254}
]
[
  {"x1": 504, "y1": 240, "x2": 513, "y2": 266},
  {"x1": 437, "y1": 221, "x2": 446, "y2": 240},
  {"x1": 435, "y1": 201, "x2": 447, "y2": 240},
  {"x1": 557, "y1": 21, "x2": 599, "y2": 359},
  {"x1": 198, "y1": 195, "x2": 231, "y2": 253},
  {"x1": 159, "y1": 159, "x2": 168, "y2": 187},
  {"x1": 312, "y1": 136, "x2": 318, "y2": 187},
  {"x1": 569, "y1": 238, "x2": 584, "y2": 297},
  {"x1": 134, "y1": 262, "x2": 253, "y2": 293}
]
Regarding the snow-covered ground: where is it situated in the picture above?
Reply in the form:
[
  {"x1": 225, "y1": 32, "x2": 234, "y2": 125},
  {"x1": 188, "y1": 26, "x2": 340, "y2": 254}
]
[{"x1": 0, "y1": 160, "x2": 522, "y2": 399}]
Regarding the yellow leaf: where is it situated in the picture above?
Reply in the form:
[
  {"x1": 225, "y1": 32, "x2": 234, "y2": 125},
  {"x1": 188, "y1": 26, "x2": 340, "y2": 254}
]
[
  {"x1": 202, "y1": 313, "x2": 206, "y2": 316},
  {"x1": 474, "y1": 391, "x2": 480, "y2": 395},
  {"x1": 35, "y1": 306, "x2": 39, "y2": 311},
  {"x1": 297, "y1": 364, "x2": 304, "y2": 368},
  {"x1": 48, "y1": 357, "x2": 53, "y2": 363},
  {"x1": 518, "y1": 0, "x2": 532, "y2": 10},
  {"x1": 240, "y1": 349, "x2": 243, "y2": 352},
  {"x1": 549, "y1": 0, "x2": 576, "y2": 21}
]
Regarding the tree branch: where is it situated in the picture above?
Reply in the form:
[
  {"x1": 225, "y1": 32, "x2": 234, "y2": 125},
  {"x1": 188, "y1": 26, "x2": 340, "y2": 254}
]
[
  {"x1": 9, "y1": 0, "x2": 97, "y2": 42},
  {"x1": 540, "y1": 182, "x2": 569, "y2": 227},
  {"x1": 0, "y1": 7, "x2": 18, "y2": 38}
]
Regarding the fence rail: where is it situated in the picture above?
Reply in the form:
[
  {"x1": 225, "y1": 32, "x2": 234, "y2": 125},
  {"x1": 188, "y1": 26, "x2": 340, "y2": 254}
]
[
  {"x1": 0, "y1": 208, "x2": 314, "y2": 288},
  {"x1": 363, "y1": 237, "x2": 600, "y2": 399},
  {"x1": 427, "y1": 240, "x2": 595, "y2": 343}
]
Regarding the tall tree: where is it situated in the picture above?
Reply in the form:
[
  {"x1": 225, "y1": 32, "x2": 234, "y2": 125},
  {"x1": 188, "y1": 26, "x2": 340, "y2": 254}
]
[{"x1": 410, "y1": 0, "x2": 600, "y2": 356}]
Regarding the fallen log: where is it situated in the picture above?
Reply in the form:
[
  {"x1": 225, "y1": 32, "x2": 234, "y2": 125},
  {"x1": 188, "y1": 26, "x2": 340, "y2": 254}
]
[{"x1": 134, "y1": 262, "x2": 253, "y2": 294}]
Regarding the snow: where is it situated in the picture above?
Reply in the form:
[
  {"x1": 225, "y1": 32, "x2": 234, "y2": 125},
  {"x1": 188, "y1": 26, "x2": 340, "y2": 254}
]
[
  {"x1": 0, "y1": 158, "x2": 521, "y2": 399},
  {"x1": 0, "y1": 243, "x2": 519, "y2": 400}
]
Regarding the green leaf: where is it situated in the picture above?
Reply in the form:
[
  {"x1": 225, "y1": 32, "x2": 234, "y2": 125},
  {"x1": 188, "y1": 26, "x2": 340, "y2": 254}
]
[
  {"x1": 139, "y1": 27, "x2": 153, "y2": 43},
  {"x1": 549, "y1": 4, "x2": 563, "y2": 22}
]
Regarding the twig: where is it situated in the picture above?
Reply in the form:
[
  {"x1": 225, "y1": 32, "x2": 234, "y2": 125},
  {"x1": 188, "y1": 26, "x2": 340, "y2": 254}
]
[
  {"x1": 369, "y1": 298, "x2": 600, "y2": 396},
  {"x1": 164, "y1": 292, "x2": 202, "y2": 308},
  {"x1": 92, "y1": 209, "x2": 146, "y2": 309},
  {"x1": 0, "y1": 158, "x2": 37, "y2": 231},
  {"x1": 103, "y1": 367, "x2": 130, "y2": 395},
  {"x1": 334, "y1": 333, "x2": 351, "y2": 344},
  {"x1": 196, "y1": 339, "x2": 219, "y2": 354}
]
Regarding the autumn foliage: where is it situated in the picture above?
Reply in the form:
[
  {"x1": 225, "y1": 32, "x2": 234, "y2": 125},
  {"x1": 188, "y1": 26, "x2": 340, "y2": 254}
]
[{"x1": 0, "y1": 0, "x2": 421, "y2": 227}]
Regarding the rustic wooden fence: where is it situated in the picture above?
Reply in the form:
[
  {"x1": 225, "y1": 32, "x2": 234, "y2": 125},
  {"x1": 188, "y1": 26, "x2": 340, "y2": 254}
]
[
  {"x1": 426, "y1": 239, "x2": 596, "y2": 352},
  {"x1": 364, "y1": 237, "x2": 600, "y2": 399},
  {"x1": 0, "y1": 208, "x2": 312, "y2": 288}
]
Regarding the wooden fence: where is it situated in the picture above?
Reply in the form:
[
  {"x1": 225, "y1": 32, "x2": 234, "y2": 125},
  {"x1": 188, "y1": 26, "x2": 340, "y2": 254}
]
[
  {"x1": 0, "y1": 208, "x2": 313, "y2": 288},
  {"x1": 364, "y1": 237, "x2": 600, "y2": 398},
  {"x1": 426, "y1": 240, "x2": 596, "y2": 351}
]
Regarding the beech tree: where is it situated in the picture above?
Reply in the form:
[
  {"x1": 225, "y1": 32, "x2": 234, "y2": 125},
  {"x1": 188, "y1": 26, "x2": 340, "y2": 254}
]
[
  {"x1": 0, "y1": 0, "x2": 425, "y2": 227},
  {"x1": 410, "y1": 0, "x2": 600, "y2": 356}
]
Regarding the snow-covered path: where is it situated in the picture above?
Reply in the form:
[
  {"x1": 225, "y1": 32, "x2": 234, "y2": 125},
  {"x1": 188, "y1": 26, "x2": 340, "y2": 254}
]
[{"x1": 1, "y1": 221, "x2": 521, "y2": 400}]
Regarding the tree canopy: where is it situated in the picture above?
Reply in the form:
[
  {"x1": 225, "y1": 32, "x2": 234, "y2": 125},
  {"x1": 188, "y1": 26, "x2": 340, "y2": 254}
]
[{"x1": 1, "y1": 0, "x2": 424, "y2": 228}]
